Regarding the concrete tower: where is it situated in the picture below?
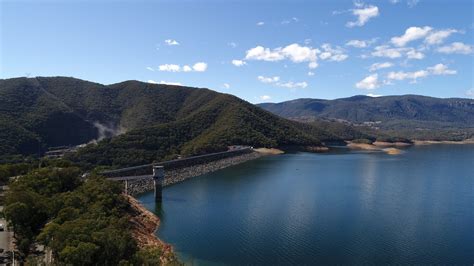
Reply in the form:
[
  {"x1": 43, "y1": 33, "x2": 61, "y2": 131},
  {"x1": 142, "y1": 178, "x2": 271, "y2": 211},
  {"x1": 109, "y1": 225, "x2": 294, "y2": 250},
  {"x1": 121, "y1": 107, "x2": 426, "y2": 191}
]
[{"x1": 152, "y1": 165, "x2": 165, "y2": 203}]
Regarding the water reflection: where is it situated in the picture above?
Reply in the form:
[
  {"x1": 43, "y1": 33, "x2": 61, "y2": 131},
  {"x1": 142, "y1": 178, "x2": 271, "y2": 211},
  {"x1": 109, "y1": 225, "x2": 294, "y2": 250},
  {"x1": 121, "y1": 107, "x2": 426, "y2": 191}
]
[{"x1": 359, "y1": 155, "x2": 378, "y2": 211}]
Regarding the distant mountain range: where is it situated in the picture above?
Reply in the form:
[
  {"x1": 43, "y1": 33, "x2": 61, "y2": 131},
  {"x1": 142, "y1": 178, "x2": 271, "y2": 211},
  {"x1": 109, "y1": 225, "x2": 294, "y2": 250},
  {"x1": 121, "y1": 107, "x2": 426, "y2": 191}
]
[
  {"x1": 258, "y1": 95, "x2": 474, "y2": 143},
  {"x1": 1, "y1": 77, "x2": 472, "y2": 166},
  {"x1": 0, "y1": 77, "x2": 369, "y2": 165},
  {"x1": 259, "y1": 95, "x2": 474, "y2": 129}
]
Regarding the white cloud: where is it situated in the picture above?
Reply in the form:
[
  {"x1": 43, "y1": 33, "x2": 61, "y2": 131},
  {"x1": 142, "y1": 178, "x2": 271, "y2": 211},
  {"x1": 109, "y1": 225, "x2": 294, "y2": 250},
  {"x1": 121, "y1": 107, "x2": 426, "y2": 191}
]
[
  {"x1": 371, "y1": 45, "x2": 423, "y2": 59},
  {"x1": 258, "y1": 76, "x2": 307, "y2": 89},
  {"x1": 387, "y1": 70, "x2": 429, "y2": 82},
  {"x1": 320, "y1": 43, "x2": 348, "y2": 62},
  {"x1": 228, "y1": 42, "x2": 238, "y2": 48},
  {"x1": 245, "y1": 43, "x2": 319, "y2": 68},
  {"x1": 367, "y1": 93, "x2": 383, "y2": 97},
  {"x1": 425, "y1": 29, "x2": 458, "y2": 45},
  {"x1": 391, "y1": 26, "x2": 432, "y2": 46},
  {"x1": 257, "y1": 75, "x2": 280, "y2": 83},
  {"x1": 308, "y1": 62, "x2": 319, "y2": 69},
  {"x1": 277, "y1": 81, "x2": 308, "y2": 89},
  {"x1": 308, "y1": 71, "x2": 315, "y2": 76},
  {"x1": 281, "y1": 17, "x2": 299, "y2": 25},
  {"x1": 256, "y1": 21, "x2": 265, "y2": 26},
  {"x1": 389, "y1": 0, "x2": 400, "y2": 4},
  {"x1": 157, "y1": 62, "x2": 207, "y2": 72},
  {"x1": 389, "y1": 26, "x2": 459, "y2": 48},
  {"x1": 146, "y1": 67, "x2": 154, "y2": 71},
  {"x1": 356, "y1": 74, "x2": 380, "y2": 90},
  {"x1": 427, "y1": 63, "x2": 457, "y2": 75},
  {"x1": 437, "y1": 42, "x2": 473, "y2": 54},
  {"x1": 346, "y1": 5, "x2": 379, "y2": 28},
  {"x1": 407, "y1": 0, "x2": 420, "y2": 8},
  {"x1": 192, "y1": 62, "x2": 208, "y2": 72},
  {"x1": 231, "y1": 59, "x2": 246, "y2": 67},
  {"x1": 260, "y1": 95, "x2": 272, "y2": 101},
  {"x1": 319, "y1": 52, "x2": 330, "y2": 60},
  {"x1": 369, "y1": 62, "x2": 393, "y2": 72},
  {"x1": 164, "y1": 39, "x2": 180, "y2": 46},
  {"x1": 222, "y1": 83, "x2": 230, "y2": 89},
  {"x1": 466, "y1": 89, "x2": 474, "y2": 98},
  {"x1": 158, "y1": 64, "x2": 180, "y2": 72},
  {"x1": 372, "y1": 45, "x2": 404, "y2": 58},
  {"x1": 332, "y1": 10, "x2": 347, "y2": 16},
  {"x1": 244, "y1": 43, "x2": 349, "y2": 69},
  {"x1": 331, "y1": 54, "x2": 349, "y2": 62},
  {"x1": 353, "y1": 1, "x2": 364, "y2": 8},
  {"x1": 386, "y1": 63, "x2": 457, "y2": 84},
  {"x1": 282, "y1": 43, "x2": 318, "y2": 62},
  {"x1": 346, "y1": 40, "x2": 368, "y2": 48},
  {"x1": 148, "y1": 80, "x2": 182, "y2": 86},
  {"x1": 245, "y1": 46, "x2": 286, "y2": 61},
  {"x1": 406, "y1": 49, "x2": 425, "y2": 59},
  {"x1": 159, "y1": 81, "x2": 182, "y2": 86}
]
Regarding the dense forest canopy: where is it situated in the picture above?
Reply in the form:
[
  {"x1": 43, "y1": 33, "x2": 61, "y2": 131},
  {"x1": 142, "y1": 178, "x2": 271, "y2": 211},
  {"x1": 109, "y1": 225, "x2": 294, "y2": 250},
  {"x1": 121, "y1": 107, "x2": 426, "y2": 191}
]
[
  {"x1": 2, "y1": 166, "x2": 178, "y2": 264},
  {"x1": 0, "y1": 77, "x2": 368, "y2": 166}
]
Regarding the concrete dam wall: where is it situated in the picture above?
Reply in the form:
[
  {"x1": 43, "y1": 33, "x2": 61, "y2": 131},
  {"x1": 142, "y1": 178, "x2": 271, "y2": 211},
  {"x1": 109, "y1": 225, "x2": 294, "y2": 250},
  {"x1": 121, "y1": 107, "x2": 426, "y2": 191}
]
[{"x1": 101, "y1": 148, "x2": 262, "y2": 195}]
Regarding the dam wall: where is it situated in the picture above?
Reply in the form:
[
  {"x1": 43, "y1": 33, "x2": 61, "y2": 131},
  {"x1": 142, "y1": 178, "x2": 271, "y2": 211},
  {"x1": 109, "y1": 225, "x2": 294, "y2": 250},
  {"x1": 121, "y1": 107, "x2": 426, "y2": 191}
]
[{"x1": 102, "y1": 148, "x2": 261, "y2": 195}]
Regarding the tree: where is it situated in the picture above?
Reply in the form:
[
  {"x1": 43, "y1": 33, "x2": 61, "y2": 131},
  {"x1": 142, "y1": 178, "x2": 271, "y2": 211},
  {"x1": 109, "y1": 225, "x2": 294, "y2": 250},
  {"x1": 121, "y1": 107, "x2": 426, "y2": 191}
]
[
  {"x1": 3, "y1": 167, "x2": 81, "y2": 261},
  {"x1": 60, "y1": 242, "x2": 99, "y2": 265}
]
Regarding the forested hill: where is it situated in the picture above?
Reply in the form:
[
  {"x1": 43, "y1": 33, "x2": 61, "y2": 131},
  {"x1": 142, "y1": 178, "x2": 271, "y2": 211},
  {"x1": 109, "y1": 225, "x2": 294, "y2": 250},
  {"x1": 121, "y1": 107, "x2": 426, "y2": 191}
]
[
  {"x1": 0, "y1": 77, "x2": 369, "y2": 165},
  {"x1": 258, "y1": 95, "x2": 474, "y2": 130}
]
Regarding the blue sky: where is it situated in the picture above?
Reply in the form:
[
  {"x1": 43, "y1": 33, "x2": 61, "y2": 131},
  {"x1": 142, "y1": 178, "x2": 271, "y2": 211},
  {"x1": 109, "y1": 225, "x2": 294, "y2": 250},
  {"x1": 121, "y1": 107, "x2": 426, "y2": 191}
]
[{"x1": 1, "y1": 0, "x2": 473, "y2": 103}]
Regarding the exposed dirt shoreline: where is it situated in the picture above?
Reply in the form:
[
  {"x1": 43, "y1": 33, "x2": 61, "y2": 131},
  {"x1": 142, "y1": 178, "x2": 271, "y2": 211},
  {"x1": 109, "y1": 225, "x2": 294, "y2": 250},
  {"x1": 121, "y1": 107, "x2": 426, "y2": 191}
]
[
  {"x1": 373, "y1": 141, "x2": 412, "y2": 147},
  {"x1": 413, "y1": 139, "x2": 474, "y2": 145},
  {"x1": 254, "y1": 148, "x2": 285, "y2": 154},
  {"x1": 127, "y1": 195, "x2": 178, "y2": 264},
  {"x1": 347, "y1": 140, "x2": 407, "y2": 151},
  {"x1": 346, "y1": 139, "x2": 474, "y2": 154}
]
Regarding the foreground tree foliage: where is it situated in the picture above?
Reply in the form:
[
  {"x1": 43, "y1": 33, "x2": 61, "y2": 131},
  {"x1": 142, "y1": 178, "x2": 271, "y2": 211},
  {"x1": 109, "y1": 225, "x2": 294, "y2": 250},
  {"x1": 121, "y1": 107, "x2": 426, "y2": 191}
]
[
  {"x1": 3, "y1": 167, "x2": 175, "y2": 265},
  {"x1": 4, "y1": 167, "x2": 81, "y2": 260}
]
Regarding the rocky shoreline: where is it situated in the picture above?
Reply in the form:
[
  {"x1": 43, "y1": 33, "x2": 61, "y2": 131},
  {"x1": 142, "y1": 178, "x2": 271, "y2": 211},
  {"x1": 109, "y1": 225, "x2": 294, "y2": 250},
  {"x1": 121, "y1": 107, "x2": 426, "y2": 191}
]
[
  {"x1": 125, "y1": 151, "x2": 264, "y2": 196},
  {"x1": 127, "y1": 195, "x2": 178, "y2": 264},
  {"x1": 345, "y1": 139, "x2": 474, "y2": 155},
  {"x1": 346, "y1": 141, "x2": 406, "y2": 155}
]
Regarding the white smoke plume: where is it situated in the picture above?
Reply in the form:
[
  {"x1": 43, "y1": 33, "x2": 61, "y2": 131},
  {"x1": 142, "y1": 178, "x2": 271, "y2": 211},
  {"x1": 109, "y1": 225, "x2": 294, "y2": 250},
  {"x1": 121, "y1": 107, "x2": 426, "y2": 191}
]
[{"x1": 90, "y1": 122, "x2": 126, "y2": 143}]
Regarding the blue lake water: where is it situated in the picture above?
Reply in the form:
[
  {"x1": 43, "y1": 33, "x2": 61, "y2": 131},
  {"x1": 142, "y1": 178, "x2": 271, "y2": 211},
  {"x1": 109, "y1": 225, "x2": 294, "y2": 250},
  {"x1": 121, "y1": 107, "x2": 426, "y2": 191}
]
[{"x1": 138, "y1": 145, "x2": 474, "y2": 265}]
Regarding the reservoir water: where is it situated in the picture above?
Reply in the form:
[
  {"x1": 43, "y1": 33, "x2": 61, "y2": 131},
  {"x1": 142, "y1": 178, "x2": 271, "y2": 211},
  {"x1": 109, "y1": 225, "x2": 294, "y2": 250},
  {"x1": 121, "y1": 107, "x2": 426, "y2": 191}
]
[{"x1": 138, "y1": 145, "x2": 474, "y2": 265}]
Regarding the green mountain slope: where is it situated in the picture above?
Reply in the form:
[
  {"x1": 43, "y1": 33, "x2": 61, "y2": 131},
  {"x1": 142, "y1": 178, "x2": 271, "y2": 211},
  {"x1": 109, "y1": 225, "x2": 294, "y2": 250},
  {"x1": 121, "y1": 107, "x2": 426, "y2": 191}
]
[
  {"x1": 1, "y1": 77, "x2": 366, "y2": 165},
  {"x1": 71, "y1": 94, "x2": 327, "y2": 167}
]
